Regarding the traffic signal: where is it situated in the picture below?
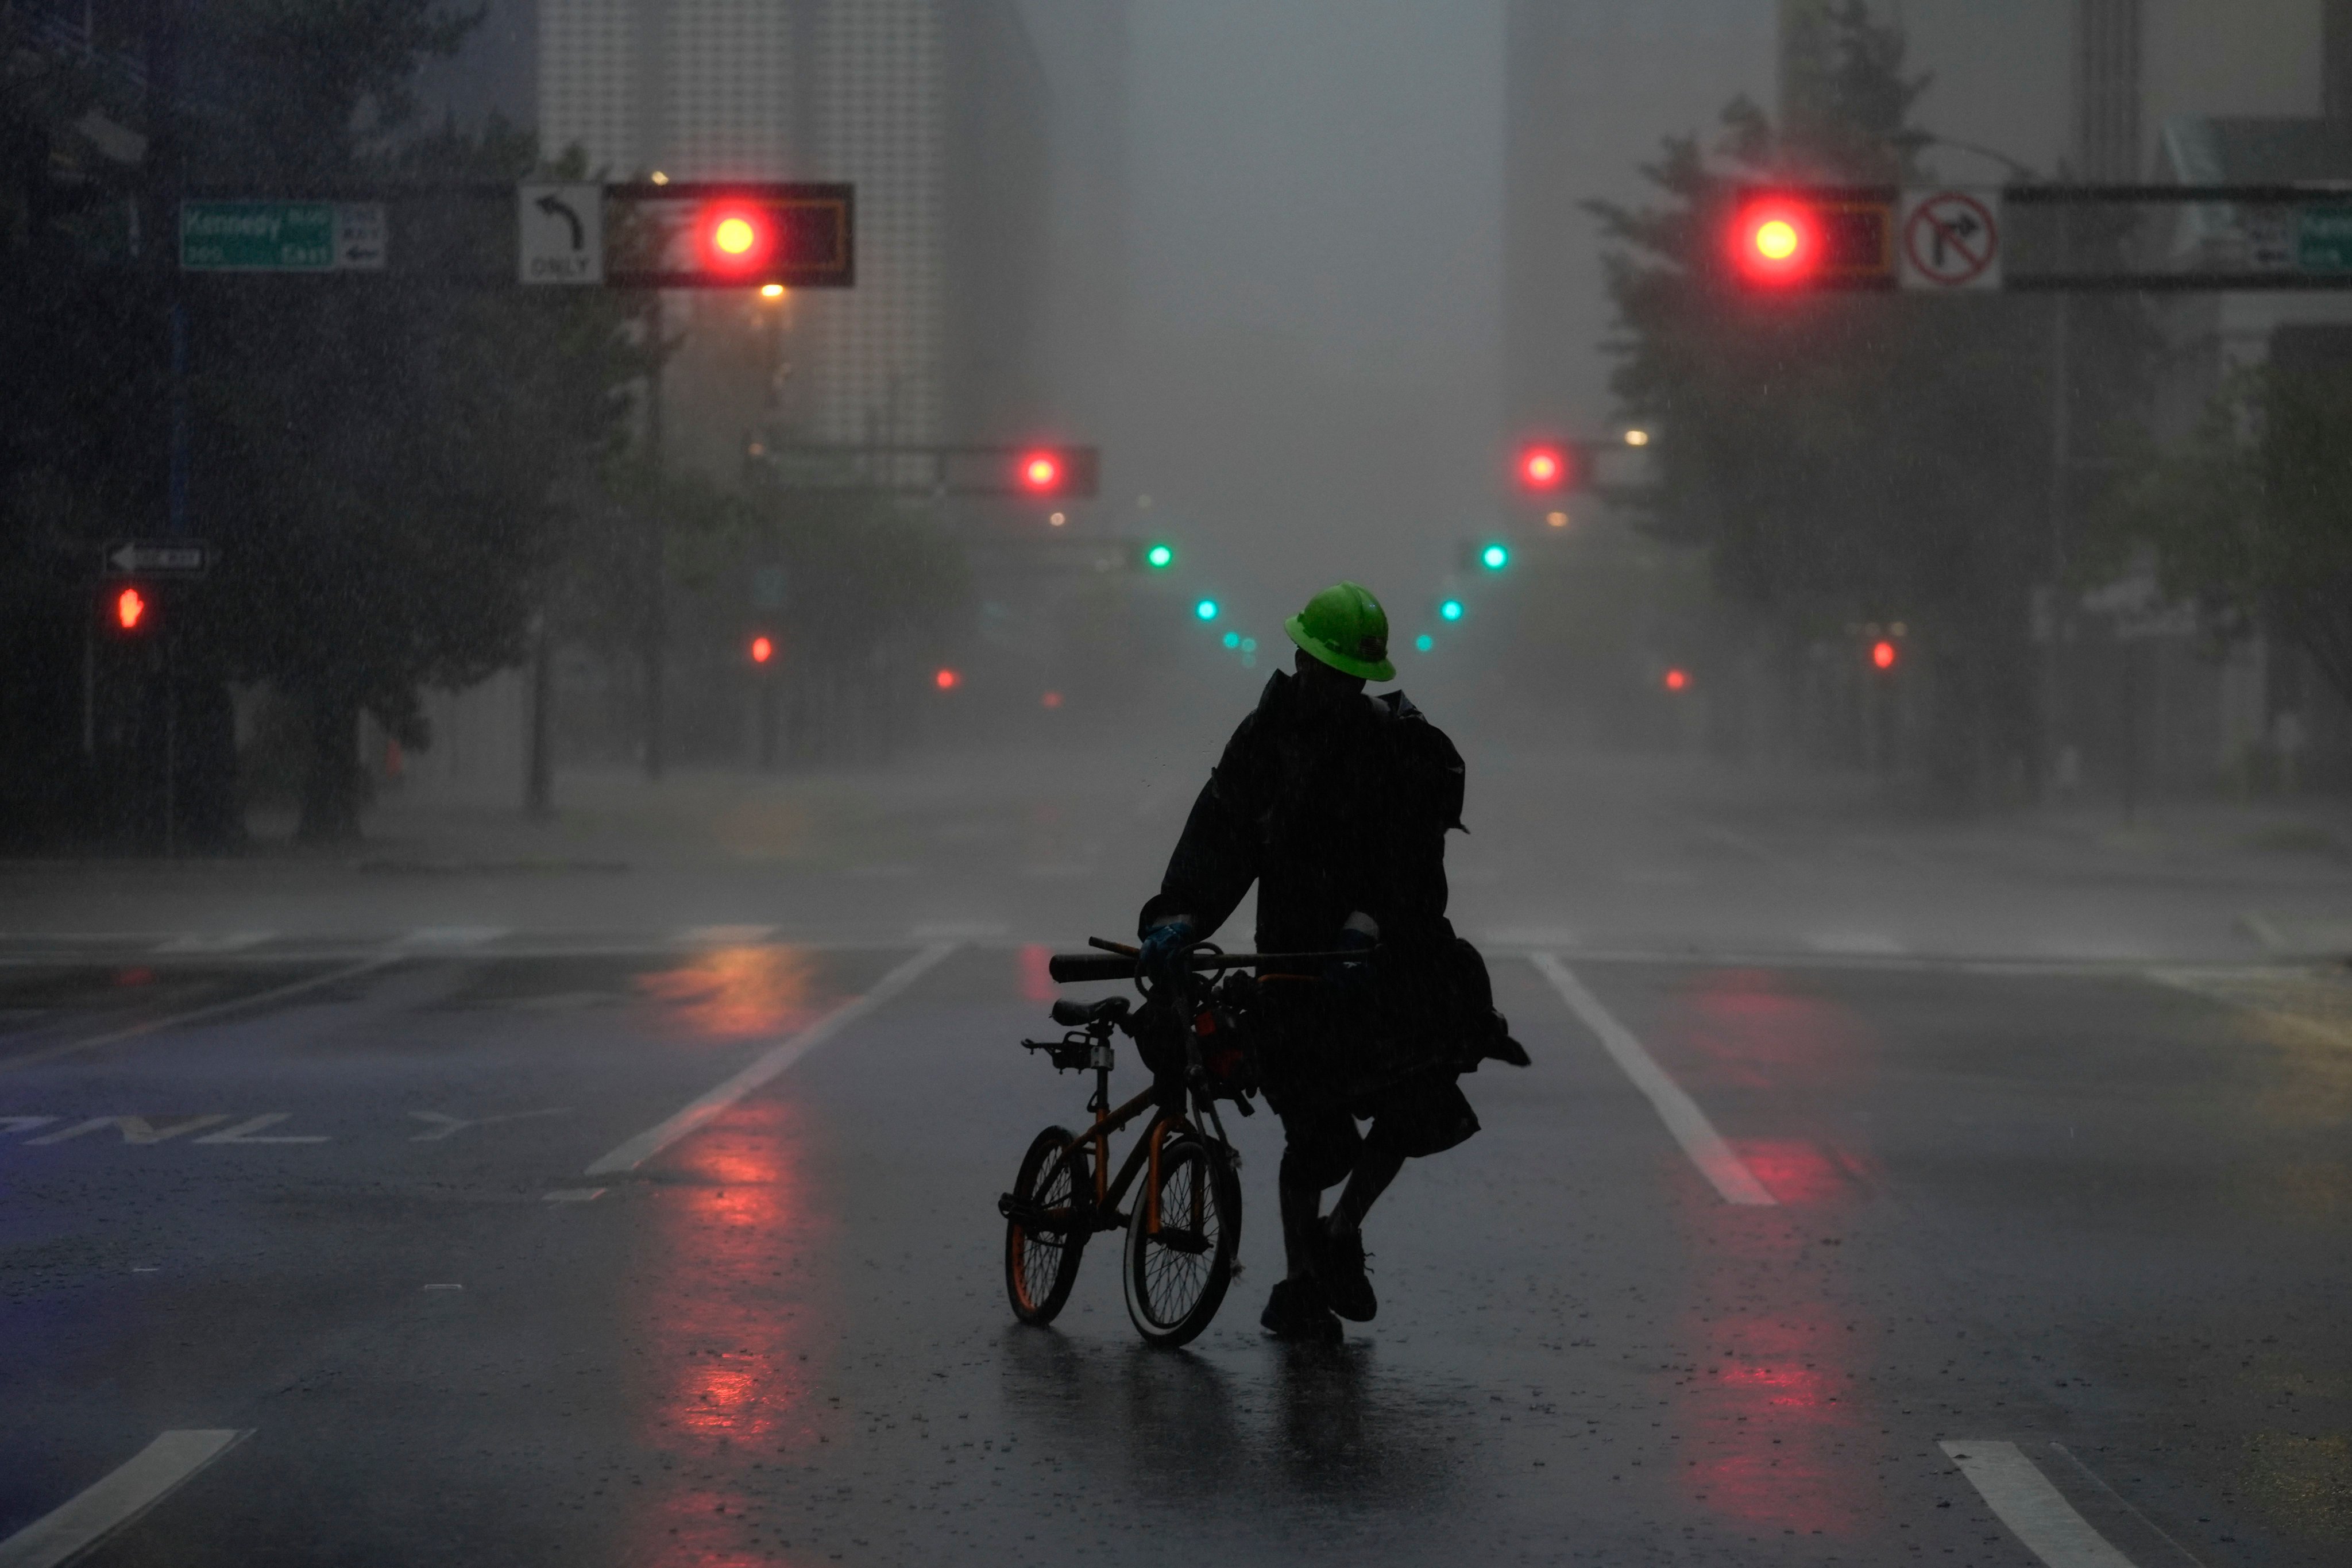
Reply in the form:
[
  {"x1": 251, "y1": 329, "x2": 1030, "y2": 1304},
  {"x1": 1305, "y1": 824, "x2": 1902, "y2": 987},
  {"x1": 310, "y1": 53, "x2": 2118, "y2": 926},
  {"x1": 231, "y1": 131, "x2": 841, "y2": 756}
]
[
  {"x1": 1728, "y1": 192, "x2": 1893, "y2": 288},
  {"x1": 1480, "y1": 543, "x2": 1510, "y2": 571},
  {"x1": 1439, "y1": 598, "x2": 1465, "y2": 623},
  {"x1": 1871, "y1": 638, "x2": 1898, "y2": 671},
  {"x1": 695, "y1": 200, "x2": 781, "y2": 279},
  {"x1": 748, "y1": 634, "x2": 774, "y2": 665},
  {"x1": 934, "y1": 667, "x2": 961, "y2": 691},
  {"x1": 109, "y1": 584, "x2": 154, "y2": 636},
  {"x1": 1664, "y1": 667, "x2": 1689, "y2": 692},
  {"x1": 1005, "y1": 446, "x2": 1098, "y2": 498},
  {"x1": 1142, "y1": 542, "x2": 1175, "y2": 570},
  {"x1": 1517, "y1": 443, "x2": 1574, "y2": 492},
  {"x1": 1194, "y1": 598, "x2": 1220, "y2": 622}
]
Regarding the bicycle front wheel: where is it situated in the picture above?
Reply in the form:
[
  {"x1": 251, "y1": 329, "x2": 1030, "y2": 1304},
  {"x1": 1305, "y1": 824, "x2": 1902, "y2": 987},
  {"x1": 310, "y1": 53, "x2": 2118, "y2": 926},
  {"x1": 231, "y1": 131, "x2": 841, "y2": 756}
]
[
  {"x1": 1122, "y1": 1130, "x2": 1241, "y2": 1347},
  {"x1": 1003, "y1": 1125, "x2": 1092, "y2": 1325}
]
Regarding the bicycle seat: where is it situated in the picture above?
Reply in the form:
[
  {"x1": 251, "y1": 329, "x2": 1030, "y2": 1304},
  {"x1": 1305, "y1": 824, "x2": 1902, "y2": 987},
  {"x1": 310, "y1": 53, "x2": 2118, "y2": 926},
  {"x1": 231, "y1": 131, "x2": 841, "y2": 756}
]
[{"x1": 1051, "y1": 997, "x2": 1130, "y2": 1028}]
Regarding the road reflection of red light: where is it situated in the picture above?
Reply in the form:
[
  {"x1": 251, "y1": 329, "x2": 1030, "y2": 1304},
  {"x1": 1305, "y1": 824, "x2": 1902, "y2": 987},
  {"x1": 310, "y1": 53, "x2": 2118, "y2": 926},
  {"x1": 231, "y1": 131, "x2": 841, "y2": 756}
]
[
  {"x1": 637, "y1": 945, "x2": 816, "y2": 1040},
  {"x1": 1019, "y1": 943, "x2": 1056, "y2": 1003},
  {"x1": 1664, "y1": 969, "x2": 1876, "y2": 1540},
  {"x1": 631, "y1": 1095, "x2": 828, "y2": 1563}
]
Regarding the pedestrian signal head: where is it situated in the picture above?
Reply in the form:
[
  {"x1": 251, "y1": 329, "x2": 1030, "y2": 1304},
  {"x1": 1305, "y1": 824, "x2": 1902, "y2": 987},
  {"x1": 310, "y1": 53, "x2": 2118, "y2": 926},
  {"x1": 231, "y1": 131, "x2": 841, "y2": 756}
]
[{"x1": 115, "y1": 586, "x2": 149, "y2": 631}]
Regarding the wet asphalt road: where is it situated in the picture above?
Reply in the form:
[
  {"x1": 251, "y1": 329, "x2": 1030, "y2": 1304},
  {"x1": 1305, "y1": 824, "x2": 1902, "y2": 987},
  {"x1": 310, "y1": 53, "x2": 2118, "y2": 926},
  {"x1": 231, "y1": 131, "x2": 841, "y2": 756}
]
[{"x1": 2, "y1": 750, "x2": 2349, "y2": 1565}]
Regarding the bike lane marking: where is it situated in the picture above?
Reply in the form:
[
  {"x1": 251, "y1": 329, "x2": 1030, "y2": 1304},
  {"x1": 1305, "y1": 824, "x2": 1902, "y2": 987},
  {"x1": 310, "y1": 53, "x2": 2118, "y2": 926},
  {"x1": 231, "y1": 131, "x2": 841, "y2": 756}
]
[
  {"x1": 1939, "y1": 1442, "x2": 2142, "y2": 1567},
  {"x1": 0, "y1": 1429, "x2": 249, "y2": 1568},
  {"x1": 582, "y1": 943, "x2": 957, "y2": 1176},
  {"x1": 1529, "y1": 953, "x2": 1777, "y2": 1206},
  {"x1": 0, "y1": 955, "x2": 398, "y2": 1077}
]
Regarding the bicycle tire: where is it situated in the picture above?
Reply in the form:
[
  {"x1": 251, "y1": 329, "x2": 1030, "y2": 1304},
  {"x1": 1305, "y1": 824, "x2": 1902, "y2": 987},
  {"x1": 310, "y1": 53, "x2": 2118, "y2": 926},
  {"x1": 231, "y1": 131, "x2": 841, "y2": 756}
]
[
  {"x1": 1004, "y1": 1125, "x2": 1092, "y2": 1325},
  {"x1": 1121, "y1": 1131, "x2": 1241, "y2": 1347}
]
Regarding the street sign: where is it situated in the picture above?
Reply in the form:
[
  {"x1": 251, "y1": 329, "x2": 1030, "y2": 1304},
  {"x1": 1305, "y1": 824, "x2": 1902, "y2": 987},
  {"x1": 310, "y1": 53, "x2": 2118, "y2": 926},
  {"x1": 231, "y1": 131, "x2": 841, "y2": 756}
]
[
  {"x1": 181, "y1": 202, "x2": 334, "y2": 271},
  {"x1": 1898, "y1": 188, "x2": 2003, "y2": 291},
  {"x1": 181, "y1": 202, "x2": 387, "y2": 272},
  {"x1": 2297, "y1": 207, "x2": 2352, "y2": 273},
  {"x1": 103, "y1": 539, "x2": 211, "y2": 576},
  {"x1": 519, "y1": 183, "x2": 604, "y2": 285},
  {"x1": 335, "y1": 202, "x2": 387, "y2": 270}
]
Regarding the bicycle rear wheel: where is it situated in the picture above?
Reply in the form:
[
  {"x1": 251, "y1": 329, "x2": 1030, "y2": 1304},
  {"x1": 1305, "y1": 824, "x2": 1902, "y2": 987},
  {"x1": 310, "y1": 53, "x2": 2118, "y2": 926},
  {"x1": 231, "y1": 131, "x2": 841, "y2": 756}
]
[
  {"x1": 1003, "y1": 1125, "x2": 1092, "y2": 1325},
  {"x1": 1122, "y1": 1130, "x2": 1241, "y2": 1347}
]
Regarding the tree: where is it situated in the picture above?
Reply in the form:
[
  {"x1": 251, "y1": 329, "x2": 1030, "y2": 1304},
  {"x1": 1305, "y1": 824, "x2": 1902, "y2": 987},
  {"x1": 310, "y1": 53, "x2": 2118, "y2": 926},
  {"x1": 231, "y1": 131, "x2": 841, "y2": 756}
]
[
  {"x1": 175, "y1": 5, "x2": 643, "y2": 840},
  {"x1": 1587, "y1": 3, "x2": 2062, "y2": 802},
  {"x1": 2103, "y1": 363, "x2": 2352, "y2": 707}
]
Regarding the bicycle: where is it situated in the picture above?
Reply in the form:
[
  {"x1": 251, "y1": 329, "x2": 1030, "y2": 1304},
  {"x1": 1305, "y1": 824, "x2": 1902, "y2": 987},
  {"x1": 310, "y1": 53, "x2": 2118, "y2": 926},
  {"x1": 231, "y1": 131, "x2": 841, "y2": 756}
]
[{"x1": 997, "y1": 936, "x2": 1351, "y2": 1347}]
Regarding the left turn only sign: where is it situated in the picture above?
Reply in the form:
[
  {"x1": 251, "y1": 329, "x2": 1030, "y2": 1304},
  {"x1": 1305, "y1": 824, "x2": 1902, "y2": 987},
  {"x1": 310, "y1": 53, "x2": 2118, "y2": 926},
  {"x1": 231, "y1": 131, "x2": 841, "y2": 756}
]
[{"x1": 519, "y1": 184, "x2": 604, "y2": 285}]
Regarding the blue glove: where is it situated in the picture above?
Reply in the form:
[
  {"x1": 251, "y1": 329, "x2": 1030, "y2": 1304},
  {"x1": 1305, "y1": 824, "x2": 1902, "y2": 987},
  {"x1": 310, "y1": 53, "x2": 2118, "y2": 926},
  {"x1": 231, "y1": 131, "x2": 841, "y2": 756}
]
[{"x1": 1138, "y1": 918, "x2": 1196, "y2": 982}]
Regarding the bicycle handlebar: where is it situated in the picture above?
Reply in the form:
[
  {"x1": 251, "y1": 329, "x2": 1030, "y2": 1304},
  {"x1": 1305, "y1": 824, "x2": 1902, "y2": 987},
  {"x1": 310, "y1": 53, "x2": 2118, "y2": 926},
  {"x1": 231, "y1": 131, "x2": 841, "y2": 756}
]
[{"x1": 1046, "y1": 947, "x2": 1364, "y2": 984}]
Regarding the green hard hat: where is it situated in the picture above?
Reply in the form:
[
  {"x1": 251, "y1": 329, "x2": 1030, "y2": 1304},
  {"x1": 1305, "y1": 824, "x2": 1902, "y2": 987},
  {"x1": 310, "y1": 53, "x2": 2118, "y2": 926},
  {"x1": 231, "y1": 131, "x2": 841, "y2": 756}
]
[{"x1": 1284, "y1": 581, "x2": 1395, "y2": 681}]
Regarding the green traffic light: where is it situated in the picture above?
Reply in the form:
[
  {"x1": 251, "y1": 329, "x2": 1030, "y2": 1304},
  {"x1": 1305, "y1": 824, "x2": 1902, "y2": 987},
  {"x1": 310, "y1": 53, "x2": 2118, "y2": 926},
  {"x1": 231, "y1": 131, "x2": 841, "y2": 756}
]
[
  {"x1": 1439, "y1": 598, "x2": 1464, "y2": 621},
  {"x1": 1145, "y1": 543, "x2": 1174, "y2": 569},
  {"x1": 1194, "y1": 598, "x2": 1219, "y2": 621},
  {"x1": 1481, "y1": 543, "x2": 1509, "y2": 570},
  {"x1": 1415, "y1": 632, "x2": 1434, "y2": 651},
  {"x1": 1222, "y1": 631, "x2": 1239, "y2": 649}
]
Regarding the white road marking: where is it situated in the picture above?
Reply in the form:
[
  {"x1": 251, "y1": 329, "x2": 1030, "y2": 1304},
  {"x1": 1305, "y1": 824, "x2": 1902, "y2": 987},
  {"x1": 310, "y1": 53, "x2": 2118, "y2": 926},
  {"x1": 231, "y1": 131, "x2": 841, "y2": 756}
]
[
  {"x1": 584, "y1": 943, "x2": 957, "y2": 1175},
  {"x1": 408, "y1": 1107, "x2": 571, "y2": 1142},
  {"x1": 155, "y1": 932, "x2": 275, "y2": 954},
  {"x1": 0, "y1": 1428, "x2": 249, "y2": 1568},
  {"x1": 1805, "y1": 932, "x2": 1907, "y2": 956},
  {"x1": 422, "y1": 1283, "x2": 463, "y2": 1291},
  {"x1": 28, "y1": 1115, "x2": 232, "y2": 1146},
  {"x1": 0, "y1": 955, "x2": 395, "y2": 1077},
  {"x1": 192, "y1": 1113, "x2": 329, "y2": 1145},
  {"x1": 1484, "y1": 926, "x2": 1582, "y2": 949},
  {"x1": 1530, "y1": 953, "x2": 1776, "y2": 1206},
  {"x1": 910, "y1": 920, "x2": 1006, "y2": 941},
  {"x1": 399, "y1": 926, "x2": 509, "y2": 948},
  {"x1": 1940, "y1": 1440, "x2": 2140, "y2": 1567},
  {"x1": 543, "y1": 1187, "x2": 605, "y2": 1202},
  {"x1": 677, "y1": 924, "x2": 777, "y2": 945}
]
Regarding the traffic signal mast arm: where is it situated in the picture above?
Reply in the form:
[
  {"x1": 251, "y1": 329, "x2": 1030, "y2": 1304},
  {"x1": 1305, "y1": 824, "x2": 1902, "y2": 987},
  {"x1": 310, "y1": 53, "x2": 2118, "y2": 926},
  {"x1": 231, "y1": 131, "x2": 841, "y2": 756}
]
[{"x1": 1728, "y1": 181, "x2": 2352, "y2": 292}]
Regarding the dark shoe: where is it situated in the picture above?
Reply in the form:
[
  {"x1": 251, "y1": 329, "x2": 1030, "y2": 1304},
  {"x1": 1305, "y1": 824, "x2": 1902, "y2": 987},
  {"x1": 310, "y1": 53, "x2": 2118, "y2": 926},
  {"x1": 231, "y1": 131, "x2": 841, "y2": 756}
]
[
  {"x1": 1317, "y1": 1222, "x2": 1377, "y2": 1322},
  {"x1": 1260, "y1": 1277, "x2": 1342, "y2": 1342}
]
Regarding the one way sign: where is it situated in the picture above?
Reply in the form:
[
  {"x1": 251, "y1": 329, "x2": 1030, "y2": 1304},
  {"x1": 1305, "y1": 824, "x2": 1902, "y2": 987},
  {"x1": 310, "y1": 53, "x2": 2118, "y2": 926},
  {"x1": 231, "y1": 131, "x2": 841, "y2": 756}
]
[{"x1": 519, "y1": 184, "x2": 603, "y2": 285}]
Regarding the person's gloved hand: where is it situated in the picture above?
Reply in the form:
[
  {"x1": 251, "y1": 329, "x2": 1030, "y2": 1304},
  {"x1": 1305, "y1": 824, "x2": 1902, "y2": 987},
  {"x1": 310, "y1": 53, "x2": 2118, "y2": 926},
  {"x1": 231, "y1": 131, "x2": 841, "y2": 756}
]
[
  {"x1": 1322, "y1": 920, "x2": 1377, "y2": 994},
  {"x1": 1138, "y1": 918, "x2": 1196, "y2": 986}
]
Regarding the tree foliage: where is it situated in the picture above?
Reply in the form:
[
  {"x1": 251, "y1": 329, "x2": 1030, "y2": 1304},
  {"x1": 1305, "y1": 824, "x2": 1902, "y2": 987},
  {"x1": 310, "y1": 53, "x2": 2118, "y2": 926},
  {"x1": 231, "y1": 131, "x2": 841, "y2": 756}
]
[{"x1": 2103, "y1": 365, "x2": 2352, "y2": 705}]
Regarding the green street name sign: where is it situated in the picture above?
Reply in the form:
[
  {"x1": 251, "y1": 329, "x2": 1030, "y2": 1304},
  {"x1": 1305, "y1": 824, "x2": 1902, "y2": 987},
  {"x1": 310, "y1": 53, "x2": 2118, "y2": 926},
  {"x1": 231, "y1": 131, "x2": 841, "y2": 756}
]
[
  {"x1": 2296, "y1": 207, "x2": 2352, "y2": 273},
  {"x1": 181, "y1": 201, "x2": 335, "y2": 271}
]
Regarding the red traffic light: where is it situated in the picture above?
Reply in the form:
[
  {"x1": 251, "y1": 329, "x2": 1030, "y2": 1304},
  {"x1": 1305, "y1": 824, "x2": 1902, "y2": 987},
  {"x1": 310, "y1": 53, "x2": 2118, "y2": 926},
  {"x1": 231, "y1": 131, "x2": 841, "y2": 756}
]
[
  {"x1": 1518, "y1": 443, "x2": 1571, "y2": 491},
  {"x1": 1732, "y1": 200, "x2": 1819, "y2": 286},
  {"x1": 934, "y1": 667, "x2": 960, "y2": 691},
  {"x1": 1871, "y1": 639, "x2": 1898, "y2": 670},
  {"x1": 1663, "y1": 667, "x2": 1689, "y2": 692},
  {"x1": 696, "y1": 202, "x2": 779, "y2": 277},
  {"x1": 1019, "y1": 451, "x2": 1061, "y2": 492},
  {"x1": 749, "y1": 635, "x2": 774, "y2": 665},
  {"x1": 114, "y1": 586, "x2": 150, "y2": 632}
]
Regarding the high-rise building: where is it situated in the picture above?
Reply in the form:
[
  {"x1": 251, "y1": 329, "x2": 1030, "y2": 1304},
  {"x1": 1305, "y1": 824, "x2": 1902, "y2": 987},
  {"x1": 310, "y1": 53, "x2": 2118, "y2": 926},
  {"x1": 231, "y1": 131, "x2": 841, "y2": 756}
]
[{"x1": 535, "y1": 0, "x2": 1049, "y2": 456}]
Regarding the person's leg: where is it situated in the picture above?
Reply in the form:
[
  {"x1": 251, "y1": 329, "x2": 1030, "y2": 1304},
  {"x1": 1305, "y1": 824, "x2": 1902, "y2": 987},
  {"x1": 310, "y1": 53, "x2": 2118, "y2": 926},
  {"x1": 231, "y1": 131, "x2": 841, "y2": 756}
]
[
  {"x1": 1279, "y1": 1148, "x2": 1328, "y2": 1280},
  {"x1": 1326, "y1": 1122, "x2": 1407, "y2": 1237}
]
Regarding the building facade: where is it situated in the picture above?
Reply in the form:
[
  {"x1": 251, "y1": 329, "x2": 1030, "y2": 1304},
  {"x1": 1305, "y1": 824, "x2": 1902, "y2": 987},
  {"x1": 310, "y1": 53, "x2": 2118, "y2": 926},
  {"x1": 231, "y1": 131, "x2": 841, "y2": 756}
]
[{"x1": 536, "y1": 0, "x2": 1049, "y2": 457}]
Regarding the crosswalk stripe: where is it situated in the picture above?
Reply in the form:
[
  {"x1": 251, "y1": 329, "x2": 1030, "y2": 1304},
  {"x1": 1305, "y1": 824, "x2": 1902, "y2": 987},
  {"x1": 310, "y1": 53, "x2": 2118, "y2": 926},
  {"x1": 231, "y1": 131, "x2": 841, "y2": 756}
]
[
  {"x1": 584, "y1": 943, "x2": 958, "y2": 1175},
  {"x1": 1939, "y1": 1442, "x2": 2140, "y2": 1567},
  {"x1": 1531, "y1": 953, "x2": 1776, "y2": 1206},
  {"x1": 0, "y1": 1430, "x2": 249, "y2": 1568},
  {"x1": 0, "y1": 955, "x2": 397, "y2": 1077}
]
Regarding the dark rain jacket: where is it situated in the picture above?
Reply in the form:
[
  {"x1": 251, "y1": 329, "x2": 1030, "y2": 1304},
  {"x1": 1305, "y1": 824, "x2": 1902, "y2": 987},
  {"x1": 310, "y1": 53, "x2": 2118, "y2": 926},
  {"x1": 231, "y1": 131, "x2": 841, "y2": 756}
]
[{"x1": 1140, "y1": 670, "x2": 1465, "y2": 967}]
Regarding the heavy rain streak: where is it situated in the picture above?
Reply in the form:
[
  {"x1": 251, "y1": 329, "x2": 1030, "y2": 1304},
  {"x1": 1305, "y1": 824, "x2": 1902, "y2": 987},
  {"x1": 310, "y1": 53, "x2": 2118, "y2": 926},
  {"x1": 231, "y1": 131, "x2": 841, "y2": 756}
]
[{"x1": 8, "y1": 2, "x2": 2352, "y2": 1565}]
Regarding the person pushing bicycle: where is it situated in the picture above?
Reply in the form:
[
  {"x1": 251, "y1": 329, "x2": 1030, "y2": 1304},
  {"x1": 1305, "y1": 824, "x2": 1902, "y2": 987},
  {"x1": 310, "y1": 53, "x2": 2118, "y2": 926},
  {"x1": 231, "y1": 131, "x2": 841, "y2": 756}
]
[{"x1": 1136, "y1": 581, "x2": 1526, "y2": 1342}]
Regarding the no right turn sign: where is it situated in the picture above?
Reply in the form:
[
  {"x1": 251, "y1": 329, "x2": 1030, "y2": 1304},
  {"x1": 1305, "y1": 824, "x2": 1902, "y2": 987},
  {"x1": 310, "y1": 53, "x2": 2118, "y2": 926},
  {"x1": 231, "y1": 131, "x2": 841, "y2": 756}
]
[{"x1": 1898, "y1": 188, "x2": 2003, "y2": 291}]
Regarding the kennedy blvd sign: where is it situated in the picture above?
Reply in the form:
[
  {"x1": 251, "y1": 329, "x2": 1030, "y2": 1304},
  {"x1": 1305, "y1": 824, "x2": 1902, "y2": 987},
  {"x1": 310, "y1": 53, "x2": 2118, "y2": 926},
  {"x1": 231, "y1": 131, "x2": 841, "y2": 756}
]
[{"x1": 181, "y1": 202, "x2": 387, "y2": 272}]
